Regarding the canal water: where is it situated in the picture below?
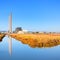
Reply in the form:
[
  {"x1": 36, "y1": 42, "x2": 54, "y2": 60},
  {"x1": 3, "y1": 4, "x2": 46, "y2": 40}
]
[{"x1": 0, "y1": 36, "x2": 60, "y2": 60}]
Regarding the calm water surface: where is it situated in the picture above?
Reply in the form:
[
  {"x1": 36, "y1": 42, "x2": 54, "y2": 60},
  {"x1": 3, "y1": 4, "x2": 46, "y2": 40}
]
[{"x1": 0, "y1": 36, "x2": 60, "y2": 60}]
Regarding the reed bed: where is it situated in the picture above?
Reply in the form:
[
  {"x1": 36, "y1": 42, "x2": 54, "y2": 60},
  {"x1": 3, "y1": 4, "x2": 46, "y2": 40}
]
[
  {"x1": 9, "y1": 33, "x2": 60, "y2": 48},
  {"x1": 0, "y1": 33, "x2": 5, "y2": 41}
]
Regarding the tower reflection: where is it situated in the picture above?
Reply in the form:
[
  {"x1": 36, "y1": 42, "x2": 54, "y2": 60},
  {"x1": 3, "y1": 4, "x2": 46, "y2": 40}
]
[{"x1": 8, "y1": 36, "x2": 12, "y2": 55}]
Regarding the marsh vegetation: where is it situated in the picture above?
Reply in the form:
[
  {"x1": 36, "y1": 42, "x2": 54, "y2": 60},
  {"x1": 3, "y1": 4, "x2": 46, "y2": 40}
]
[{"x1": 9, "y1": 33, "x2": 60, "y2": 48}]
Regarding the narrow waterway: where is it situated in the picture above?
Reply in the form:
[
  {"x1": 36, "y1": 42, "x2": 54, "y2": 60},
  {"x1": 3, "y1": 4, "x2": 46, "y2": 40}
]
[{"x1": 0, "y1": 36, "x2": 60, "y2": 60}]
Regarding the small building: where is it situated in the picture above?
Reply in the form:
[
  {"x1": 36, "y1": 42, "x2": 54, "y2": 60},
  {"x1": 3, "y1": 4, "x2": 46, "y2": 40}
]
[
  {"x1": 17, "y1": 30, "x2": 28, "y2": 34},
  {"x1": 15, "y1": 27, "x2": 22, "y2": 33},
  {"x1": 17, "y1": 31, "x2": 24, "y2": 34}
]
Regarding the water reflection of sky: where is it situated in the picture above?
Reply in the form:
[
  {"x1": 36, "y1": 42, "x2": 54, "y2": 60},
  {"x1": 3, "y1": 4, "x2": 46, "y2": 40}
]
[{"x1": 0, "y1": 37, "x2": 60, "y2": 60}]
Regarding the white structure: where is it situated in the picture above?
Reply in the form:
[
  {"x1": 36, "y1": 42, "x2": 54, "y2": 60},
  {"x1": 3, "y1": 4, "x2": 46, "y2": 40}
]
[
  {"x1": 8, "y1": 13, "x2": 12, "y2": 55},
  {"x1": 9, "y1": 13, "x2": 12, "y2": 33},
  {"x1": 17, "y1": 30, "x2": 28, "y2": 34},
  {"x1": 17, "y1": 31, "x2": 24, "y2": 34}
]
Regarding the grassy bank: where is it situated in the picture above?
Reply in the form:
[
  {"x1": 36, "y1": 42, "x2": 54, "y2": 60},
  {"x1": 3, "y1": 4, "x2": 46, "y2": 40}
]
[
  {"x1": 9, "y1": 33, "x2": 60, "y2": 48},
  {"x1": 0, "y1": 33, "x2": 5, "y2": 41}
]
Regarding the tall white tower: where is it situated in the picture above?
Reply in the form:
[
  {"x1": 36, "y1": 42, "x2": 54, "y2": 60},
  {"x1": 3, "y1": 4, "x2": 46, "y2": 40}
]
[
  {"x1": 8, "y1": 13, "x2": 12, "y2": 55},
  {"x1": 9, "y1": 13, "x2": 12, "y2": 33}
]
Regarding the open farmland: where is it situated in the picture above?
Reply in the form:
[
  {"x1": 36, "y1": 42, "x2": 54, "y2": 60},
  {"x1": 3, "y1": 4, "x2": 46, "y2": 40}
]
[{"x1": 9, "y1": 33, "x2": 60, "y2": 48}]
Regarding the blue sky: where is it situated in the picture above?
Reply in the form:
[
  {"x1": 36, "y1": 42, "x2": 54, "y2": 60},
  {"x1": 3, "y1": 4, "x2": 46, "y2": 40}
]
[{"x1": 0, "y1": 0, "x2": 60, "y2": 32}]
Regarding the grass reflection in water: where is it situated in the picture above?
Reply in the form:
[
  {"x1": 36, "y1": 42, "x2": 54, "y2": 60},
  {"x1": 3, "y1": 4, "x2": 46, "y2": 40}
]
[{"x1": 0, "y1": 33, "x2": 6, "y2": 42}]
